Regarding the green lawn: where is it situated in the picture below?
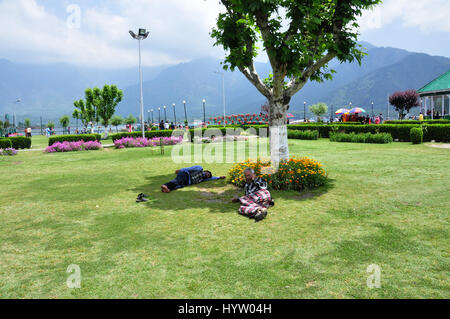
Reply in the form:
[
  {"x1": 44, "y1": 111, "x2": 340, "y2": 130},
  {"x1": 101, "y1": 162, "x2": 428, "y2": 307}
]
[{"x1": 0, "y1": 136, "x2": 448, "y2": 298}]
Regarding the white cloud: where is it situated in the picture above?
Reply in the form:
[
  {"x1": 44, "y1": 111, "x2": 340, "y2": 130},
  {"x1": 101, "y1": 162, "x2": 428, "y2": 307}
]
[
  {"x1": 0, "y1": 0, "x2": 448, "y2": 68},
  {"x1": 0, "y1": 0, "x2": 226, "y2": 68},
  {"x1": 358, "y1": 0, "x2": 450, "y2": 32}
]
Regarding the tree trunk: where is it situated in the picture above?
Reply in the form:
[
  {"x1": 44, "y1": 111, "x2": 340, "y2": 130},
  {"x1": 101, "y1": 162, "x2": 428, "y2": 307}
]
[{"x1": 269, "y1": 99, "x2": 289, "y2": 170}]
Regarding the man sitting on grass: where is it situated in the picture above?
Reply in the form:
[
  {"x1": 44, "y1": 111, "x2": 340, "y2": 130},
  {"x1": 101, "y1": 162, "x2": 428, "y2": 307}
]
[
  {"x1": 232, "y1": 168, "x2": 273, "y2": 222},
  {"x1": 161, "y1": 165, "x2": 225, "y2": 193}
]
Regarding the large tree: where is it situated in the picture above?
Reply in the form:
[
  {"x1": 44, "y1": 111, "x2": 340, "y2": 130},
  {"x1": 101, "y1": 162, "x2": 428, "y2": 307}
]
[
  {"x1": 389, "y1": 89, "x2": 420, "y2": 120},
  {"x1": 73, "y1": 85, "x2": 123, "y2": 128},
  {"x1": 211, "y1": 0, "x2": 380, "y2": 167}
]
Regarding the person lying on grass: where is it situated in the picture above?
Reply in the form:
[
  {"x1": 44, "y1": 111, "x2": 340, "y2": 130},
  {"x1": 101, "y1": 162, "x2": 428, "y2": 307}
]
[
  {"x1": 161, "y1": 165, "x2": 226, "y2": 193},
  {"x1": 232, "y1": 168, "x2": 274, "y2": 222}
]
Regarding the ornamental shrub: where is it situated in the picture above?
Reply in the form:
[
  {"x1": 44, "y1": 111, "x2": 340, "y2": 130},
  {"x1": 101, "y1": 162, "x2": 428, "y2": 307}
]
[
  {"x1": 48, "y1": 134, "x2": 101, "y2": 146},
  {"x1": 0, "y1": 138, "x2": 12, "y2": 149},
  {"x1": 385, "y1": 120, "x2": 450, "y2": 125},
  {"x1": 423, "y1": 125, "x2": 450, "y2": 142},
  {"x1": 288, "y1": 130, "x2": 319, "y2": 140},
  {"x1": 8, "y1": 136, "x2": 31, "y2": 149},
  {"x1": 410, "y1": 127, "x2": 423, "y2": 144},
  {"x1": 287, "y1": 124, "x2": 450, "y2": 142},
  {"x1": 329, "y1": 132, "x2": 393, "y2": 144},
  {"x1": 228, "y1": 157, "x2": 328, "y2": 191}
]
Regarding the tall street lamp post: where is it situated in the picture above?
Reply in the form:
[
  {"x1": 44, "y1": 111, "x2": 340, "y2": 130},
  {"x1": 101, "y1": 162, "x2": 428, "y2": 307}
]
[
  {"x1": 158, "y1": 107, "x2": 161, "y2": 124},
  {"x1": 172, "y1": 103, "x2": 176, "y2": 125},
  {"x1": 371, "y1": 102, "x2": 374, "y2": 117},
  {"x1": 163, "y1": 105, "x2": 167, "y2": 123},
  {"x1": 14, "y1": 98, "x2": 21, "y2": 131},
  {"x1": 183, "y1": 100, "x2": 188, "y2": 127},
  {"x1": 150, "y1": 109, "x2": 154, "y2": 125},
  {"x1": 147, "y1": 110, "x2": 150, "y2": 124},
  {"x1": 202, "y1": 99, "x2": 206, "y2": 126},
  {"x1": 304, "y1": 101, "x2": 307, "y2": 122},
  {"x1": 129, "y1": 28, "x2": 149, "y2": 138}
]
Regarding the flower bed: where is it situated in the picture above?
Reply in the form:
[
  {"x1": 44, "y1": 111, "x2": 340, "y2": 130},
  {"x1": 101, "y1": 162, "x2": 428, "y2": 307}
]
[
  {"x1": 228, "y1": 157, "x2": 328, "y2": 191},
  {"x1": 0, "y1": 148, "x2": 18, "y2": 156},
  {"x1": 114, "y1": 136, "x2": 183, "y2": 149},
  {"x1": 45, "y1": 140, "x2": 102, "y2": 153}
]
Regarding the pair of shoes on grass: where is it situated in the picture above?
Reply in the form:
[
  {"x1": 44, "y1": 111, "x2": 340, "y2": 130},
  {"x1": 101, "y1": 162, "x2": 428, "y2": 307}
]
[
  {"x1": 254, "y1": 207, "x2": 268, "y2": 222},
  {"x1": 136, "y1": 193, "x2": 149, "y2": 202}
]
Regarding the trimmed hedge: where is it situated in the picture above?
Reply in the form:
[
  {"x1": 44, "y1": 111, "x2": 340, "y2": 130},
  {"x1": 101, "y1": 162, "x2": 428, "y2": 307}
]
[
  {"x1": 385, "y1": 120, "x2": 450, "y2": 125},
  {"x1": 330, "y1": 132, "x2": 393, "y2": 144},
  {"x1": 48, "y1": 134, "x2": 101, "y2": 146},
  {"x1": 288, "y1": 130, "x2": 319, "y2": 140},
  {"x1": 287, "y1": 124, "x2": 450, "y2": 142},
  {"x1": 8, "y1": 136, "x2": 31, "y2": 149},
  {"x1": 0, "y1": 138, "x2": 12, "y2": 148},
  {"x1": 410, "y1": 128, "x2": 423, "y2": 144},
  {"x1": 111, "y1": 124, "x2": 450, "y2": 143}
]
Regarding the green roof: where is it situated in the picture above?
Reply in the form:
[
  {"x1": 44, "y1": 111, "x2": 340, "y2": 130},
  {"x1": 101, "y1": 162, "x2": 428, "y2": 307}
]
[{"x1": 418, "y1": 70, "x2": 450, "y2": 93}]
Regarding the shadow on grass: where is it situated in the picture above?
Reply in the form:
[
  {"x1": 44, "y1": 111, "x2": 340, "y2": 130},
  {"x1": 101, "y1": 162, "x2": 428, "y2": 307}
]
[
  {"x1": 129, "y1": 173, "x2": 238, "y2": 214},
  {"x1": 129, "y1": 174, "x2": 336, "y2": 214}
]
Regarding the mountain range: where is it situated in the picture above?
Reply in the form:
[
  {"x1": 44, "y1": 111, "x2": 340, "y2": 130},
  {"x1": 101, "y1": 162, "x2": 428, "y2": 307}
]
[{"x1": 1, "y1": 42, "x2": 449, "y2": 124}]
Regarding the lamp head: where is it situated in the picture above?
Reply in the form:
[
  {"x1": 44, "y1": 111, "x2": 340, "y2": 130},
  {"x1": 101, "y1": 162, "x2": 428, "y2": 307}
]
[
  {"x1": 138, "y1": 29, "x2": 149, "y2": 38},
  {"x1": 183, "y1": 100, "x2": 186, "y2": 104},
  {"x1": 202, "y1": 99, "x2": 206, "y2": 103}
]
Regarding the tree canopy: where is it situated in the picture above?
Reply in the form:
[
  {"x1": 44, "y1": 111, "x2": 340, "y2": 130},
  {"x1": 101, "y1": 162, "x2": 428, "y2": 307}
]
[
  {"x1": 59, "y1": 115, "x2": 70, "y2": 134},
  {"x1": 309, "y1": 102, "x2": 328, "y2": 121},
  {"x1": 124, "y1": 114, "x2": 137, "y2": 126},
  {"x1": 73, "y1": 85, "x2": 123, "y2": 128},
  {"x1": 111, "y1": 115, "x2": 124, "y2": 132},
  {"x1": 211, "y1": 0, "x2": 381, "y2": 165},
  {"x1": 389, "y1": 90, "x2": 420, "y2": 120},
  {"x1": 211, "y1": 0, "x2": 381, "y2": 103}
]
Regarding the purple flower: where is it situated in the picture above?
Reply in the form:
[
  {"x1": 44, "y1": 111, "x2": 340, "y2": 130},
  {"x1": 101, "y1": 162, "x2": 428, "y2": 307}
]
[
  {"x1": 0, "y1": 148, "x2": 18, "y2": 156},
  {"x1": 114, "y1": 136, "x2": 183, "y2": 149},
  {"x1": 45, "y1": 140, "x2": 102, "y2": 153}
]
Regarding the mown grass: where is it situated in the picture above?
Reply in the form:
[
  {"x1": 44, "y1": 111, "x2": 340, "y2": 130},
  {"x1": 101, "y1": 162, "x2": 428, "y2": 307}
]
[{"x1": 0, "y1": 135, "x2": 448, "y2": 298}]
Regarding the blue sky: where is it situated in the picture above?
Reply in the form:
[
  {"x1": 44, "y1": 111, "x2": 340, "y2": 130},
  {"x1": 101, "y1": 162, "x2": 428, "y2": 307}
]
[{"x1": 0, "y1": 0, "x2": 449, "y2": 68}]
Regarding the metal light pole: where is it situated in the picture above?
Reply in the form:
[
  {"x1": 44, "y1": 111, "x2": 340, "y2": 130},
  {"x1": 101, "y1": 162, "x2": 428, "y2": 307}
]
[
  {"x1": 387, "y1": 94, "x2": 390, "y2": 120},
  {"x1": 303, "y1": 101, "x2": 306, "y2": 122},
  {"x1": 129, "y1": 28, "x2": 150, "y2": 138},
  {"x1": 202, "y1": 99, "x2": 206, "y2": 126},
  {"x1": 183, "y1": 100, "x2": 188, "y2": 127},
  {"x1": 158, "y1": 107, "x2": 161, "y2": 124},
  {"x1": 151, "y1": 109, "x2": 154, "y2": 125},
  {"x1": 172, "y1": 103, "x2": 176, "y2": 125},
  {"x1": 14, "y1": 98, "x2": 21, "y2": 131},
  {"x1": 214, "y1": 71, "x2": 226, "y2": 127},
  {"x1": 163, "y1": 105, "x2": 167, "y2": 122},
  {"x1": 330, "y1": 104, "x2": 334, "y2": 123},
  {"x1": 371, "y1": 102, "x2": 374, "y2": 117}
]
